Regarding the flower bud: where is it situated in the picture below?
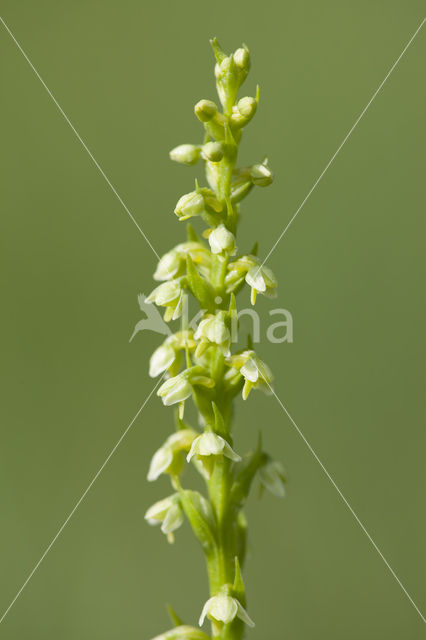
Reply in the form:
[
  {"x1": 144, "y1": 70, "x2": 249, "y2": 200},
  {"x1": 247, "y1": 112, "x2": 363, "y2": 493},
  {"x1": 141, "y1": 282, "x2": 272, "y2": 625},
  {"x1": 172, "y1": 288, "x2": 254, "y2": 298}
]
[
  {"x1": 157, "y1": 374, "x2": 193, "y2": 406},
  {"x1": 169, "y1": 144, "x2": 201, "y2": 166},
  {"x1": 233, "y1": 46, "x2": 250, "y2": 73},
  {"x1": 208, "y1": 224, "x2": 237, "y2": 255},
  {"x1": 250, "y1": 162, "x2": 273, "y2": 186},
  {"x1": 174, "y1": 191, "x2": 205, "y2": 220},
  {"x1": 194, "y1": 99, "x2": 218, "y2": 122},
  {"x1": 230, "y1": 96, "x2": 257, "y2": 128},
  {"x1": 149, "y1": 343, "x2": 176, "y2": 378},
  {"x1": 201, "y1": 141, "x2": 224, "y2": 163}
]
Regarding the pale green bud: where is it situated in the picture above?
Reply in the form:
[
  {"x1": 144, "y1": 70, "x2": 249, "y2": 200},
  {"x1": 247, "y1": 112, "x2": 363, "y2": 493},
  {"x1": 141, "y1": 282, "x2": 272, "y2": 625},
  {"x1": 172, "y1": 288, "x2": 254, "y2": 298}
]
[
  {"x1": 174, "y1": 191, "x2": 205, "y2": 220},
  {"x1": 201, "y1": 141, "x2": 224, "y2": 163},
  {"x1": 230, "y1": 96, "x2": 257, "y2": 128},
  {"x1": 194, "y1": 99, "x2": 218, "y2": 122},
  {"x1": 169, "y1": 144, "x2": 201, "y2": 165},
  {"x1": 199, "y1": 592, "x2": 254, "y2": 628},
  {"x1": 250, "y1": 162, "x2": 273, "y2": 186},
  {"x1": 233, "y1": 46, "x2": 250, "y2": 74},
  {"x1": 208, "y1": 223, "x2": 237, "y2": 255}
]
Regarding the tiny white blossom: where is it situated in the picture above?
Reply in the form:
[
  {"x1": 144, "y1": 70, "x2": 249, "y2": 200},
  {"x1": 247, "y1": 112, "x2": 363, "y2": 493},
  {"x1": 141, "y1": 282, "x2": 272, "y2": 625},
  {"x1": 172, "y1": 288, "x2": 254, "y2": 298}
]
[
  {"x1": 187, "y1": 432, "x2": 241, "y2": 463},
  {"x1": 174, "y1": 191, "x2": 205, "y2": 220},
  {"x1": 145, "y1": 494, "x2": 184, "y2": 542},
  {"x1": 145, "y1": 279, "x2": 185, "y2": 321},
  {"x1": 147, "y1": 430, "x2": 198, "y2": 482},
  {"x1": 208, "y1": 224, "x2": 237, "y2": 255},
  {"x1": 250, "y1": 162, "x2": 273, "y2": 186},
  {"x1": 245, "y1": 264, "x2": 277, "y2": 304},
  {"x1": 227, "y1": 350, "x2": 273, "y2": 399},
  {"x1": 199, "y1": 594, "x2": 254, "y2": 628}
]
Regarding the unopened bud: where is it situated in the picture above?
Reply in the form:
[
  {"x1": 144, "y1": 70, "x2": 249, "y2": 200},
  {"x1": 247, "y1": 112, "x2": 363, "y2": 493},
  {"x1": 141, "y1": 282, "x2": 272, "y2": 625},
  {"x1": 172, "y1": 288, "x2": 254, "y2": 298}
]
[
  {"x1": 169, "y1": 144, "x2": 200, "y2": 166},
  {"x1": 194, "y1": 99, "x2": 218, "y2": 122},
  {"x1": 174, "y1": 191, "x2": 205, "y2": 220},
  {"x1": 230, "y1": 96, "x2": 257, "y2": 128},
  {"x1": 233, "y1": 46, "x2": 250, "y2": 72},
  {"x1": 202, "y1": 141, "x2": 224, "y2": 163}
]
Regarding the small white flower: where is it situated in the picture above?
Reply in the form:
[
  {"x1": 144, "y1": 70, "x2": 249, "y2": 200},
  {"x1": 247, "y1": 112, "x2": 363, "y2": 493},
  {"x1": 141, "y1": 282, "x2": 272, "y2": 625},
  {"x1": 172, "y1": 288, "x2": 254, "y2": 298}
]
[
  {"x1": 145, "y1": 279, "x2": 185, "y2": 321},
  {"x1": 208, "y1": 224, "x2": 237, "y2": 255},
  {"x1": 245, "y1": 263, "x2": 277, "y2": 304},
  {"x1": 227, "y1": 350, "x2": 273, "y2": 399},
  {"x1": 259, "y1": 460, "x2": 286, "y2": 498},
  {"x1": 149, "y1": 343, "x2": 176, "y2": 377},
  {"x1": 187, "y1": 432, "x2": 241, "y2": 463},
  {"x1": 145, "y1": 494, "x2": 184, "y2": 542},
  {"x1": 153, "y1": 251, "x2": 182, "y2": 281},
  {"x1": 154, "y1": 243, "x2": 211, "y2": 282},
  {"x1": 147, "y1": 429, "x2": 198, "y2": 482},
  {"x1": 157, "y1": 374, "x2": 192, "y2": 406},
  {"x1": 194, "y1": 313, "x2": 231, "y2": 357},
  {"x1": 250, "y1": 162, "x2": 273, "y2": 186},
  {"x1": 199, "y1": 594, "x2": 254, "y2": 628}
]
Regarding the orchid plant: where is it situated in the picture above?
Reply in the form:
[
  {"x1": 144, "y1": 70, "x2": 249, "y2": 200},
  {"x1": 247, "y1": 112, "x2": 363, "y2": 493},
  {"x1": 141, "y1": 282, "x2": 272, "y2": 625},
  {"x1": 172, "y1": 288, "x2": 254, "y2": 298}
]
[{"x1": 134, "y1": 38, "x2": 285, "y2": 640}]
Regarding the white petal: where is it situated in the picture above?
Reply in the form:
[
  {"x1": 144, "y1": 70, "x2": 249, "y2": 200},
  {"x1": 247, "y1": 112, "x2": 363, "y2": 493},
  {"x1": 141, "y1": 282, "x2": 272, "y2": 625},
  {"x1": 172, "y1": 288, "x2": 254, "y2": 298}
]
[
  {"x1": 199, "y1": 598, "x2": 213, "y2": 626},
  {"x1": 236, "y1": 601, "x2": 255, "y2": 627},
  {"x1": 241, "y1": 359, "x2": 259, "y2": 383},
  {"x1": 222, "y1": 441, "x2": 242, "y2": 462},
  {"x1": 149, "y1": 344, "x2": 175, "y2": 377},
  {"x1": 144, "y1": 495, "x2": 174, "y2": 522},
  {"x1": 245, "y1": 266, "x2": 266, "y2": 292},
  {"x1": 161, "y1": 502, "x2": 184, "y2": 534},
  {"x1": 147, "y1": 446, "x2": 173, "y2": 481}
]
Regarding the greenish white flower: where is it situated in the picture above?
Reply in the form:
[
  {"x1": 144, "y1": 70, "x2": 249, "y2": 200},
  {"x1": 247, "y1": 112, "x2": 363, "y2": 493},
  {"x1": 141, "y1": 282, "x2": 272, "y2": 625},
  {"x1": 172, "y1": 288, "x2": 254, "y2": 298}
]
[
  {"x1": 227, "y1": 350, "x2": 273, "y2": 399},
  {"x1": 145, "y1": 278, "x2": 185, "y2": 321},
  {"x1": 154, "y1": 243, "x2": 211, "y2": 282},
  {"x1": 145, "y1": 494, "x2": 184, "y2": 543},
  {"x1": 259, "y1": 460, "x2": 286, "y2": 497},
  {"x1": 194, "y1": 312, "x2": 231, "y2": 356},
  {"x1": 187, "y1": 432, "x2": 241, "y2": 463},
  {"x1": 250, "y1": 161, "x2": 273, "y2": 186},
  {"x1": 169, "y1": 144, "x2": 201, "y2": 166},
  {"x1": 245, "y1": 263, "x2": 277, "y2": 304},
  {"x1": 208, "y1": 224, "x2": 237, "y2": 256},
  {"x1": 148, "y1": 429, "x2": 198, "y2": 482},
  {"x1": 199, "y1": 593, "x2": 254, "y2": 628}
]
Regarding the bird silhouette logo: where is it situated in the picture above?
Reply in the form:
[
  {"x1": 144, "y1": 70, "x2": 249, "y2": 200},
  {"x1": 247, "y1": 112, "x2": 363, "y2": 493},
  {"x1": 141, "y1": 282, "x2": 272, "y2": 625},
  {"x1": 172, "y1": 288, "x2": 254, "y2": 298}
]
[{"x1": 129, "y1": 294, "x2": 172, "y2": 342}]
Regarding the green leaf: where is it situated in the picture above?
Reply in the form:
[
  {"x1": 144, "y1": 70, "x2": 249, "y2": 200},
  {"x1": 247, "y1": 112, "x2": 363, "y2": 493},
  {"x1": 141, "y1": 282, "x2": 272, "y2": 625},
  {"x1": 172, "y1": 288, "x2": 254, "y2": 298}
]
[
  {"x1": 178, "y1": 489, "x2": 217, "y2": 553},
  {"x1": 212, "y1": 401, "x2": 227, "y2": 438},
  {"x1": 186, "y1": 254, "x2": 215, "y2": 311},
  {"x1": 232, "y1": 556, "x2": 246, "y2": 604},
  {"x1": 210, "y1": 36, "x2": 227, "y2": 63},
  {"x1": 187, "y1": 222, "x2": 202, "y2": 243},
  {"x1": 231, "y1": 435, "x2": 266, "y2": 506},
  {"x1": 167, "y1": 604, "x2": 184, "y2": 627}
]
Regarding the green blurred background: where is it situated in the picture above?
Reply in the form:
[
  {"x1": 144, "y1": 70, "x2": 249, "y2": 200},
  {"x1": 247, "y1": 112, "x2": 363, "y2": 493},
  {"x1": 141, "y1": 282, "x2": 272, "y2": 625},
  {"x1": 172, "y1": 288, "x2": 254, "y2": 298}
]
[{"x1": 0, "y1": 1, "x2": 425, "y2": 638}]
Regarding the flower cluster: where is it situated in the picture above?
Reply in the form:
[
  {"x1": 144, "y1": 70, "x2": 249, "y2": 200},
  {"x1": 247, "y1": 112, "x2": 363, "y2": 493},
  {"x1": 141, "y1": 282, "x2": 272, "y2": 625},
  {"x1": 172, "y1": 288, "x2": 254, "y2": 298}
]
[{"x1": 135, "y1": 39, "x2": 286, "y2": 640}]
